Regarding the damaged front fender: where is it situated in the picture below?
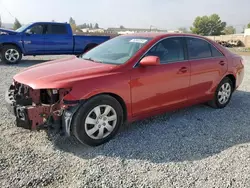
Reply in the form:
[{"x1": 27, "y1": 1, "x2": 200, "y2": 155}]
[{"x1": 62, "y1": 102, "x2": 84, "y2": 136}]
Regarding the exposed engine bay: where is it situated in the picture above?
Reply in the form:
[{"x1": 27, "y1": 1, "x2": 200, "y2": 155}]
[{"x1": 5, "y1": 80, "x2": 76, "y2": 132}]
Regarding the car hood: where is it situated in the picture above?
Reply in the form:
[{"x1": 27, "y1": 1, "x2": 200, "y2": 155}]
[
  {"x1": 13, "y1": 56, "x2": 118, "y2": 89},
  {"x1": 0, "y1": 28, "x2": 18, "y2": 35}
]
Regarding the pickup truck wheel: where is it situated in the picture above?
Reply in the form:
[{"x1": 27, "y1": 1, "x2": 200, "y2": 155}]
[
  {"x1": 1, "y1": 45, "x2": 22, "y2": 64},
  {"x1": 72, "y1": 95, "x2": 123, "y2": 146}
]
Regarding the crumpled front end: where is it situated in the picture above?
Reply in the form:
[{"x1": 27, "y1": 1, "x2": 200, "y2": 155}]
[{"x1": 5, "y1": 80, "x2": 73, "y2": 131}]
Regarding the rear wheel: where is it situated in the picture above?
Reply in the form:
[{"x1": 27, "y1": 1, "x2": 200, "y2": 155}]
[
  {"x1": 72, "y1": 95, "x2": 123, "y2": 146},
  {"x1": 208, "y1": 77, "x2": 233, "y2": 108},
  {"x1": 1, "y1": 45, "x2": 22, "y2": 64}
]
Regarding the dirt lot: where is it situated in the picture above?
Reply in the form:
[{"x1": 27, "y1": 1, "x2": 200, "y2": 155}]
[{"x1": 0, "y1": 55, "x2": 250, "y2": 188}]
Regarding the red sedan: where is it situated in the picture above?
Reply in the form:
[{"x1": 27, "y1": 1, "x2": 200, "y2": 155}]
[{"x1": 6, "y1": 33, "x2": 245, "y2": 146}]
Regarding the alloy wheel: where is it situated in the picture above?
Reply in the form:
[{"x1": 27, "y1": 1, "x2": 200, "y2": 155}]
[
  {"x1": 5, "y1": 49, "x2": 20, "y2": 63},
  {"x1": 218, "y1": 82, "x2": 231, "y2": 105}
]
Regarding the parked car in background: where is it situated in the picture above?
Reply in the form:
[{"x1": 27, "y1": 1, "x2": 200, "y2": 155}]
[
  {"x1": 5, "y1": 33, "x2": 244, "y2": 146},
  {"x1": 0, "y1": 22, "x2": 110, "y2": 64}
]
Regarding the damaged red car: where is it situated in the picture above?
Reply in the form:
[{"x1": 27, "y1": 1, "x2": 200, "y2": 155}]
[{"x1": 5, "y1": 33, "x2": 244, "y2": 146}]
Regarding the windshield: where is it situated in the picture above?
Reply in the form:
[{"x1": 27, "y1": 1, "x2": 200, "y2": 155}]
[
  {"x1": 15, "y1": 24, "x2": 32, "y2": 32},
  {"x1": 81, "y1": 36, "x2": 152, "y2": 65}
]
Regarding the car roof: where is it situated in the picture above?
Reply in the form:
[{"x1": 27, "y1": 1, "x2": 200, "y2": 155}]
[
  {"x1": 29, "y1": 22, "x2": 68, "y2": 25},
  {"x1": 123, "y1": 32, "x2": 208, "y2": 40}
]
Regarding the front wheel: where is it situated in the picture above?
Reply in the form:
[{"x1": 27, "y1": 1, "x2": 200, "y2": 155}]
[
  {"x1": 72, "y1": 95, "x2": 124, "y2": 146},
  {"x1": 1, "y1": 45, "x2": 22, "y2": 64},
  {"x1": 208, "y1": 77, "x2": 233, "y2": 108}
]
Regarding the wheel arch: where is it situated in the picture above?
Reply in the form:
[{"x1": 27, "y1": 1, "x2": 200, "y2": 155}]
[
  {"x1": 225, "y1": 74, "x2": 236, "y2": 91},
  {"x1": 1, "y1": 42, "x2": 23, "y2": 53},
  {"x1": 87, "y1": 92, "x2": 128, "y2": 123}
]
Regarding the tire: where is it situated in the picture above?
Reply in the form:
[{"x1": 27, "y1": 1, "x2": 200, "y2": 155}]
[
  {"x1": 208, "y1": 77, "x2": 233, "y2": 109},
  {"x1": 72, "y1": 95, "x2": 123, "y2": 146},
  {"x1": 1, "y1": 45, "x2": 22, "y2": 64}
]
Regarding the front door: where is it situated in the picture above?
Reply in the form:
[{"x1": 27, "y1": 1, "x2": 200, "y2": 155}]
[
  {"x1": 22, "y1": 24, "x2": 46, "y2": 55},
  {"x1": 131, "y1": 37, "x2": 191, "y2": 116}
]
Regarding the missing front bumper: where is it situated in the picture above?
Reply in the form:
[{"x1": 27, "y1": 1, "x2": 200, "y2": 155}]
[
  {"x1": 5, "y1": 84, "x2": 83, "y2": 134},
  {"x1": 5, "y1": 89, "x2": 32, "y2": 129},
  {"x1": 5, "y1": 84, "x2": 55, "y2": 130}
]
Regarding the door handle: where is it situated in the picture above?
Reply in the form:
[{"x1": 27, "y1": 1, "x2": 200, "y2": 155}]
[
  {"x1": 178, "y1": 67, "x2": 188, "y2": 74},
  {"x1": 219, "y1": 61, "x2": 225, "y2": 66}
]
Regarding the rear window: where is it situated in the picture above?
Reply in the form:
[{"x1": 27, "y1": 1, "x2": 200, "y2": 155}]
[
  {"x1": 187, "y1": 37, "x2": 212, "y2": 59},
  {"x1": 48, "y1": 24, "x2": 67, "y2": 34}
]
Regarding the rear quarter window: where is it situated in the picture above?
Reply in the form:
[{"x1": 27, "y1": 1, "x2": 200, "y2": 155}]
[{"x1": 210, "y1": 44, "x2": 224, "y2": 57}]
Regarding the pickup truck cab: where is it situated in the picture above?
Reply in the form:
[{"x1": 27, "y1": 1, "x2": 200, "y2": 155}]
[{"x1": 0, "y1": 22, "x2": 110, "y2": 64}]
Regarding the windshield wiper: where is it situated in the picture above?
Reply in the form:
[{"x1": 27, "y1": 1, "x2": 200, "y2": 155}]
[{"x1": 82, "y1": 57, "x2": 103, "y2": 64}]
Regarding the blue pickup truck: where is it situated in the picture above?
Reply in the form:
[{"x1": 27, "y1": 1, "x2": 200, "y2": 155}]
[{"x1": 0, "y1": 22, "x2": 111, "y2": 64}]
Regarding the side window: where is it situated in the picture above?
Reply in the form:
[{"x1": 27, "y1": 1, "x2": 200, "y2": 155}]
[
  {"x1": 187, "y1": 38, "x2": 212, "y2": 59},
  {"x1": 47, "y1": 24, "x2": 68, "y2": 34},
  {"x1": 27, "y1": 24, "x2": 45, "y2": 34},
  {"x1": 146, "y1": 38, "x2": 185, "y2": 63},
  {"x1": 210, "y1": 44, "x2": 223, "y2": 57}
]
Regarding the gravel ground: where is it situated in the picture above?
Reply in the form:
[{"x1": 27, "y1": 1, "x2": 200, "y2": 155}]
[{"x1": 0, "y1": 55, "x2": 250, "y2": 188}]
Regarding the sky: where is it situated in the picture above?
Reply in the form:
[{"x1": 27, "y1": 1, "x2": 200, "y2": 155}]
[{"x1": 0, "y1": 0, "x2": 250, "y2": 31}]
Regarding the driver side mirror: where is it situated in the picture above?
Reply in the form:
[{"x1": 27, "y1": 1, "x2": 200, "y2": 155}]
[
  {"x1": 139, "y1": 56, "x2": 160, "y2": 66},
  {"x1": 25, "y1": 29, "x2": 33, "y2": 35}
]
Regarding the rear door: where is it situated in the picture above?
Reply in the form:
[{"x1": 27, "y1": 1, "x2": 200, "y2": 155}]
[
  {"x1": 44, "y1": 23, "x2": 73, "y2": 54},
  {"x1": 186, "y1": 37, "x2": 227, "y2": 102},
  {"x1": 22, "y1": 23, "x2": 46, "y2": 54}
]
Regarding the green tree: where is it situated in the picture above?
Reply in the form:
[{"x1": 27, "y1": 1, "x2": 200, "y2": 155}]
[
  {"x1": 69, "y1": 17, "x2": 76, "y2": 25},
  {"x1": 120, "y1": 25, "x2": 125, "y2": 29},
  {"x1": 69, "y1": 17, "x2": 76, "y2": 32},
  {"x1": 13, "y1": 18, "x2": 22, "y2": 30},
  {"x1": 0, "y1": 15, "x2": 2, "y2": 28},
  {"x1": 247, "y1": 23, "x2": 250, "y2": 28},
  {"x1": 223, "y1": 26, "x2": 236, "y2": 35},
  {"x1": 94, "y1": 23, "x2": 99, "y2": 29},
  {"x1": 78, "y1": 23, "x2": 87, "y2": 29},
  {"x1": 89, "y1": 23, "x2": 93, "y2": 29},
  {"x1": 190, "y1": 14, "x2": 226, "y2": 36}
]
